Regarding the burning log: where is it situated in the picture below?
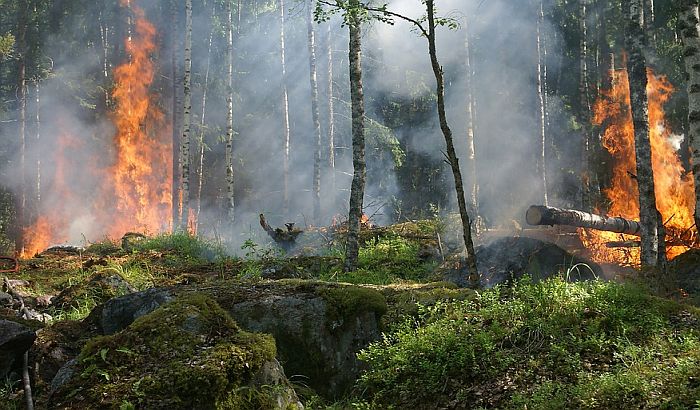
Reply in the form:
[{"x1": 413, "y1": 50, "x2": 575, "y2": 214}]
[
  {"x1": 526, "y1": 205, "x2": 642, "y2": 236},
  {"x1": 259, "y1": 214, "x2": 303, "y2": 248}
]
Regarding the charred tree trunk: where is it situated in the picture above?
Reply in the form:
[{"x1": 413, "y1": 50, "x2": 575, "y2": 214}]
[
  {"x1": 624, "y1": 0, "x2": 664, "y2": 268},
  {"x1": 526, "y1": 205, "x2": 642, "y2": 235},
  {"x1": 344, "y1": 0, "x2": 366, "y2": 272},
  {"x1": 225, "y1": 0, "x2": 235, "y2": 223},
  {"x1": 279, "y1": 0, "x2": 291, "y2": 216},
  {"x1": 307, "y1": 0, "x2": 322, "y2": 222},
  {"x1": 180, "y1": 0, "x2": 192, "y2": 230},
  {"x1": 680, "y1": 1, "x2": 700, "y2": 234},
  {"x1": 426, "y1": 0, "x2": 478, "y2": 284}
]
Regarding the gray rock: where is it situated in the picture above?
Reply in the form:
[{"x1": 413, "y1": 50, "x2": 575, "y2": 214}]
[
  {"x1": 50, "y1": 358, "x2": 77, "y2": 394},
  {"x1": 228, "y1": 290, "x2": 383, "y2": 399},
  {"x1": 0, "y1": 319, "x2": 36, "y2": 380},
  {"x1": 0, "y1": 291, "x2": 12, "y2": 306},
  {"x1": 252, "y1": 359, "x2": 305, "y2": 409},
  {"x1": 100, "y1": 288, "x2": 173, "y2": 334}
]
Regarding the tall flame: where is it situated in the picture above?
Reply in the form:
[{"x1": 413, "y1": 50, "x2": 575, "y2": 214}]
[
  {"x1": 581, "y1": 68, "x2": 695, "y2": 264},
  {"x1": 106, "y1": 1, "x2": 171, "y2": 237},
  {"x1": 21, "y1": 1, "x2": 171, "y2": 257}
]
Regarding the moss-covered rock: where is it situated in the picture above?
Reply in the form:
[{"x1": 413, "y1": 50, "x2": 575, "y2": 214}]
[
  {"x1": 49, "y1": 294, "x2": 301, "y2": 410},
  {"x1": 202, "y1": 280, "x2": 386, "y2": 399},
  {"x1": 51, "y1": 270, "x2": 136, "y2": 313}
]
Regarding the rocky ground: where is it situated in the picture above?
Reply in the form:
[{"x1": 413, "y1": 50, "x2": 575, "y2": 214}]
[{"x1": 1, "y1": 221, "x2": 698, "y2": 409}]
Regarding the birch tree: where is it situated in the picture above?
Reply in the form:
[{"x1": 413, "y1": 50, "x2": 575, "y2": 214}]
[
  {"x1": 16, "y1": 1, "x2": 28, "y2": 253},
  {"x1": 180, "y1": 0, "x2": 192, "y2": 230},
  {"x1": 679, "y1": 0, "x2": 700, "y2": 233},
  {"x1": 279, "y1": 0, "x2": 291, "y2": 215},
  {"x1": 307, "y1": 0, "x2": 322, "y2": 222},
  {"x1": 623, "y1": 0, "x2": 664, "y2": 268},
  {"x1": 536, "y1": 0, "x2": 548, "y2": 207},
  {"x1": 225, "y1": 0, "x2": 235, "y2": 223},
  {"x1": 171, "y1": 0, "x2": 182, "y2": 230},
  {"x1": 464, "y1": 17, "x2": 479, "y2": 228}
]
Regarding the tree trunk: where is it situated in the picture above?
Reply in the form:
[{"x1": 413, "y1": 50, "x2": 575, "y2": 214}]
[
  {"x1": 526, "y1": 205, "x2": 642, "y2": 235},
  {"x1": 579, "y1": 0, "x2": 593, "y2": 210},
  {"x1": 180, "y1": 0, "x2": 192, "y2": 230},
  {"x1": 464, "y1": 17, "x2": 479, "y2": 229},
  {"x1": 679, "y1": 1, "x2": 700, "y2": 234},
  {"x1": 225, "y1": 0, "x2": 235, "y2": 223},
  {"x1": 171, "y1": 0, "x2": 181, "y2": 230},
  {"x1": 16, "y1": 2, "x2": 28, "y2": 254},
  {"x1": 536, "y1": 0, "x2": 549, "y2": 207},
  {"x1": 279, "y1": 0, "x2": 291, "y2": 216},
  {"x1": 33, "y1": 81, "x2": 41, "y2": 219},
  {"x1": 195, "y1": 2, "x2": 216, "y2": 233},
  {"x1": 643, "y1": 0, "x2": 655, "y2": 49},
  {"x1": 327, "y1": 22, "x2": 336, "y2": 197},
  {"x1": 623, "y1": 0, "x2": 664, "y2": 268},
  {"x1": 344, "y1": 0, "x2": 366, "y2": 272},
  {"x1": 307, "y1": 0, "x2": 322, "y2": 222},
  {"x1": 425, "y1": 0, "x2": 478, "y2": 284}
]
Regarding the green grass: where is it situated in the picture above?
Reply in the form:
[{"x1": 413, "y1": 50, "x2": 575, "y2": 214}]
[
  {"x1": 131, "y1": 231, "x2": 228, "y2": 263},
  {"x1": 356, "y1": 277, "x2": 700, "y2": 409}
]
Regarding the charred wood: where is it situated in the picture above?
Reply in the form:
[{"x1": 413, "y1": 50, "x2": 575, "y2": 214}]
[{"x1": 526, "y1": 205, "x2": 642, "y2": 236}]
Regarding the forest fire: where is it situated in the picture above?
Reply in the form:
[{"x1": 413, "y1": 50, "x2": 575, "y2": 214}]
[
  {"x1": 105, "y1": 0, "x2": 171, "y2": 238},
  {"x1": 21, "y1": 1, "x2": 170, "y2": 257},
  {"x1": 580, "y1": 68, "x2": 696, "y2": 265}
]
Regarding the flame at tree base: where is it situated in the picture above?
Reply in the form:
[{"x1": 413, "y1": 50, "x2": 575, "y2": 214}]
[{"x1": 581, "y1": 67, "x2": 696, "y2": 266}]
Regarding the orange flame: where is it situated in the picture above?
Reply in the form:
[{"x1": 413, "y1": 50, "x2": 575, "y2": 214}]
[
  {"x1": 105, "y1": 2, "x2": 171, "y2": 237},
  {"x1": 21, "y1": 1, "x2": 170, "y2": 257},
  {"x1": 581, "y1": 68, "x2": 695, "y2": 264}
]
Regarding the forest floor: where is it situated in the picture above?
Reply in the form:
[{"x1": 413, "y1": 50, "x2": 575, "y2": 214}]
[{"x1": 1, "y1": 220, "x2": 700, "y2": 409}]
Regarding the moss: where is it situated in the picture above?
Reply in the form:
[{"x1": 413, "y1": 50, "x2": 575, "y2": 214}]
[
  {"x1": 51, "y1": 293, "x2": 278, "y2": 410},
  {"x1": 317, "y1": 285, "x2": 388, "y2": 330}
]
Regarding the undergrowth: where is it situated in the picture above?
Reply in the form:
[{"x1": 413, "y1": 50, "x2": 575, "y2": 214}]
[{"x1": 357, "y1": 277, "x2": 700, "y2": 409}]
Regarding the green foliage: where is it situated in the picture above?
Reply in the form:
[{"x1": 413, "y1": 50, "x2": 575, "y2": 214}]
[
  {"x1": 357, "y1": 278, "x2": 700, "y2": 409},
  {"x1": 132, "y1": 232, "x2": 228, "y2": 263},
  {"x1": 0, "y1": 33, "x2": 13, "y2": 60},
  {"x1": 318, "y1": 286, "x2": 388, "y2": 330}
]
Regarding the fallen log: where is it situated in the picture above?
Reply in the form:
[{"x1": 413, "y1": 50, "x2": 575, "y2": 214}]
[{"x1": 526, "y1": 205, "x2": 641, "y2": 236}]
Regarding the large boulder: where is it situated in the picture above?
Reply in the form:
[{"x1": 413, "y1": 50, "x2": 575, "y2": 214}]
[
  {"x1": 439, "y1": 237, "x2": 601, "y2": 288},
  {"x1": 96, "y1": 281, "x2": 387, "y2": 399},
  {"x1": 212, "y1": 281, "x2": 387, "y2": 399},
  {"x1": 49, "y1": 294, "x2": 302, "y2": 410},
  {"x1": 0, "y1": 319, "x2": 36, "y2": 380}
]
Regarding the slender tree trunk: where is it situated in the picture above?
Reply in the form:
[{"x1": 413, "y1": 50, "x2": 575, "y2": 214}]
[
  {"x1": 279, "y1": 0, "x2": 291, "y2": 216},
  {"x1": 679, "y1": 1, "x2": 700, "y2": 234},
  {"x1": 624, "y1": 0, "x2": 664, "y2": 268},
  {"x1": 307, "y1": 0, "x2": 322, "y2": 222},
  {"x1": 327, "y1": 22, "x2": 336, "y2": 198},
  {"x1": 33, "y1": 81, "x2": 40, "y2": 217},
  {"x1": 99, "y1": 11, "x2": 110, "y2": 108},
  {"x1": 171, "y1": 0, "x2": 181, "y2": 230},
  {"x1": 226, "y1": 0, "x2": 235, "y2": 223},
  {"x1": 579, "y1": 0, "x2": 593, "y2": 210},
  {"x1": 643, "y1": 0, "x2": 656, "y2": 49},
  {"x1": 195, "y1": 3, "x2": 216, "y2": 233},
  {"x1": 344, "y1": 0, "x2": 366, "y2": 272},
  {"x1": 464, "y1": 18, "x2": 479, "y2": 228},
  {"x1": 426, "y1": 0, "x2": 478, "y2": 284},
  {"x1": 16, "y1": 2, "x2": 27, "y2": 254},
  {"x1": 180, "y1": 0, "x2": 192, "y2": 230},
  {"x1": 536, "y1": 0, "x2": 549, "y2": 207}
]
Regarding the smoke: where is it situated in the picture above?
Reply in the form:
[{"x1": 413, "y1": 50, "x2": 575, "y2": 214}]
[{"x1": 0, "y1": 0, "x2": 580, "y2": 255}]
